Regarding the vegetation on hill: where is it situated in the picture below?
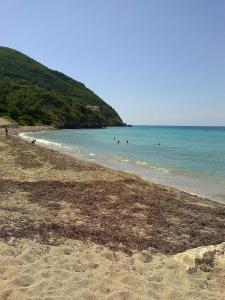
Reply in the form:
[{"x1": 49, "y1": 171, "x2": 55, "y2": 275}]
[{"x1": 0, "y1": 47, "x2": 124, "y2": 128}]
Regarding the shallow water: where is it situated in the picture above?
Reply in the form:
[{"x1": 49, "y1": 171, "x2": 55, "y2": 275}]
[{"x1": 22, "y1": 126, "x2": 225, "y2": 203}]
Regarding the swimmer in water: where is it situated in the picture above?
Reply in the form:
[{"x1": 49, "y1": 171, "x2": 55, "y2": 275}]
[{"x1": 117, "y1": 140, "x2": 120, "y2": 144}]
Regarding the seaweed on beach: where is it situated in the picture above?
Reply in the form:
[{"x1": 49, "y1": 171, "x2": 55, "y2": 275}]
[{"x1": 0, "y1": 176, "x2": 225, "y2": 255}]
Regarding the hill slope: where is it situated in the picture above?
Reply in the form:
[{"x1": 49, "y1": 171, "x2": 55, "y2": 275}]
[{"x1": 0, "y1": 47, "x2": 124, "y2": 128}]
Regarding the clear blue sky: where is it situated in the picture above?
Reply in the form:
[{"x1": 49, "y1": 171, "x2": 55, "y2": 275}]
[{"x1": 1, "y1": 0, "x2": 225, "y2": 125}]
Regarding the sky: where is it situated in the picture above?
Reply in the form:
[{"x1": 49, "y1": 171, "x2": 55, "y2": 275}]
[{"x1": 1, "y1": 0, "x2": 225, "y2": 125}]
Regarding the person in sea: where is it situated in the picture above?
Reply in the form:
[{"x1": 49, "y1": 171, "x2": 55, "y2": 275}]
[{"x1": 117, "y1": 140, "x2": 120, "y2": 144}]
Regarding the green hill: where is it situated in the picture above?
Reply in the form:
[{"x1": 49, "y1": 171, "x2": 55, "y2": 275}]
[{"x1": 0, "y1": 46, "x2": 124, "y2": 128}]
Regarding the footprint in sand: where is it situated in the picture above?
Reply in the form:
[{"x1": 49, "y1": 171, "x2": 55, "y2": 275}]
[
  {"x1": 11, "y1": 275, "x2": 34, "y2": 287},
  {"x1": 43, "y1": 255, "x2": 58, "y2": 265},
  {"x1": 1, "y1": 248, "x2": 15, "y2": 256},
  {"x1": 71, "y1": 262, "x2": 86, "y2": 272}
]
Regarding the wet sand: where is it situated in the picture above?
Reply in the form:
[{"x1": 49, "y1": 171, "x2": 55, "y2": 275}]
[{"x1": 0, "y1": 127, "x2": 225, "y2": 299}]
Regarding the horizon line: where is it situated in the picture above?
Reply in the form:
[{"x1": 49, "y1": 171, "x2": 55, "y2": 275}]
[{"x1": 129, "y1": 124, "x2": 225, "y2": 127}]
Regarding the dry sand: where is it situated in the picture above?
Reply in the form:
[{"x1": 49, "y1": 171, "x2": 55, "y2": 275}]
[
  {"x1": 0, "y1": 238, "x2": 224, "y2": 300},
  {"x1": 0, "y1": 127, "x2": 225, "y2": 299}
]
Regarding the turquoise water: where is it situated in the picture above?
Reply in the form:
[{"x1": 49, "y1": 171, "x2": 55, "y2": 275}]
[{"x1": 23, "y1": 126, "x2": 225, "y2": 202}]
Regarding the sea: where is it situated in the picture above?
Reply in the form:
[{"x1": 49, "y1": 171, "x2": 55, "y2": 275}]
[{"x1": 21, "y1": 126, "x2": 225, "y2": 203}]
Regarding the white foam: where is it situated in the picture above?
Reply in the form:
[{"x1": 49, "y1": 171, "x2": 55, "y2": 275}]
[
  {"x1": 153, "y1": 167, "x2": 170, "y2": 173},
  {"x1": 136, "y1": 160, "x2": 147, "y2": 165},
  {"x1": 64, "y1": 146, "x2": 73, "y2": 150},
  {"x1": 136, "y1": 160, "x2": 170, "y2": 173},
  {"x1": 34, "y1": 138, "x2": 61, "y2": 147},
  {"x1": 89, "y1": 153, "x2": 96, "y2": 156},
  {"x1": 19, "y1": 132, "x2": 32, "y2": 140},
  {"x1": 19, "y1": 133, "x2": 63, "y2": 148}
]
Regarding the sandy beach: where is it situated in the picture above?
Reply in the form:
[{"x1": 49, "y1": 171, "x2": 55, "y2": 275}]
[{"x1": 0, "y1": 127, "x2": 225, "y2": 299}]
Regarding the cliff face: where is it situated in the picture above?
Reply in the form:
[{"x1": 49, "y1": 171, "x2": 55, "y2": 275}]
[{"x1": 0, "y1": 47, "x2": 124, "y2": 128}]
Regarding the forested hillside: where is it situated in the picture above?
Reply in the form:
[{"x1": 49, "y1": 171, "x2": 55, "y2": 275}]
[{"x1": 0, "y1": 47, "x2": 124, "y2": 128}]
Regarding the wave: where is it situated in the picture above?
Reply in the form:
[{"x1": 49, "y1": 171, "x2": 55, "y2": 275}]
[
  {"x1": 136, "y1": 160, "x2": 147, "y2": 165},
  {"x1": 19, "y1": 132, "x2": 33, "y2": 140},
  {"x1": 19, "y1": 133, "x2": 66, "y2": 148},
  {"x1": 136, "y1": 160, "x2": 170, "y2": 173},
  {"x1": 36, "y1": 138, "x2": 62, "y2": 147},
  {"x1": 89, "y1": 153, "x2": 96, "y2": 156},
  {"x1": 151, "y1": 166, "x2": 170, "y2": 173}
]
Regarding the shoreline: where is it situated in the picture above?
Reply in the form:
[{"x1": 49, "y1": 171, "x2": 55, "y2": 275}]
[
  {"x1": 18, "y1": 129, "x2": 203, "y2": 200},
  {"x1": 1, "y1": 126, "x2": 225, "y2": 299},
  {"x1": 17, "y1": 126, "x2": 224, "y2": 204}
]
